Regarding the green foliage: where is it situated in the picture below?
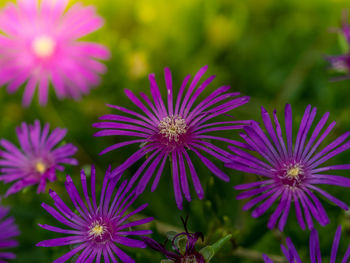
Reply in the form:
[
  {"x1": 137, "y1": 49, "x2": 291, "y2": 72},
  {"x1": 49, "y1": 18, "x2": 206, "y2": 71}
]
[
  {"x1": 200, "y1": 234, "x2": 232, "y2": 262},
  {"x1": 0, "y1": 0, "x2": 350, "y2": 262}
]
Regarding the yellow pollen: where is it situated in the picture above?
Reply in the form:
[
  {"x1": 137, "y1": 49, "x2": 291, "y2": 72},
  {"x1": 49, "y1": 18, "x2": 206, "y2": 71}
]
[
  {"x1": 32, "y1": 35, "x2": 56, "y2": 58},
  {"x1": 89, "y1": 224, "x2": 105, "y2": 237},
  {"x1": 35, "y1": 161, "x2": 46, "y2": 174},
  {"x1": 158, "y1": 116, "x2": 187, "y2": 142},
  {"x1": 287, "y1": 167, "x2": 300, "y2": 177}
]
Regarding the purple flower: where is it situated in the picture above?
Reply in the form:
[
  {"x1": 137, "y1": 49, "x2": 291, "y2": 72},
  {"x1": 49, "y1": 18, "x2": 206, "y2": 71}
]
[
  {"x1": 37, "y1": 166, "x2": 153, "y2": 263},
  {"x1": 263, "y1": 226, "x2": 350, "y2": 263},
  {"x1": 327, "y1": 11, "x2": 350, "y2": 81},
  {"x1": 0, "y1": 204, "x2": 20, "y2": 262},
  {"x1": 0, "y1": 120, "x2": 78, "y2": 196},
  {"x1": 93, "y1": 66, "x2": 250, "y2": 209},
  {"x1": 0, "y1": 0, "x2": 110, "y2": 106},
  {"x1": 226, "y1": 104, "x2": 350, "y2": 231}
]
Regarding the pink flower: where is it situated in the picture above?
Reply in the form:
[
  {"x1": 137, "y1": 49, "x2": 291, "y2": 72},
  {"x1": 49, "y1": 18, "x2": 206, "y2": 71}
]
[{"x1": 0, "y1": 0, "x2": 110, "y2": 106}]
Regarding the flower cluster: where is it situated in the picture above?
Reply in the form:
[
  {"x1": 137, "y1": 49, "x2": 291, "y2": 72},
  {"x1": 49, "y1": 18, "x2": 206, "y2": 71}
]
[
  {"x1": 0, "y1": 0, "x2": 350, "y2": 261},
  {"x1": 2, "y1": 66, "x2": 350, "y2": 261}
]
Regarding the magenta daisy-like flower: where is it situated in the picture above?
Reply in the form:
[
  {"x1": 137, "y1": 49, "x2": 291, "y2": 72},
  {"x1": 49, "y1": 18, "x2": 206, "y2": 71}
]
[
  {"x1": 263, "y1": 226, "x2": 350, "y2": 263},
  {"x1": 0, "y1": 0, "x2": 110, "y2": 106},
  {"x1": 93, "y1": 66, "x2": 250, "y2": 209},
  {"x1": 0, "y1": 120, "x2": 78, "y2": 196},
  {"x1": 37, "y1": 166, "x2": 153, "y2": 263},
  {"x1": 326, "y1": 11, "x2": 350, "y2": 81},
  {"x1": 226, "y1": 104, "x2": 350, "y2": 231},
  {"x1": 0, "y1": 204, "x2": 20, "y2": 262}
]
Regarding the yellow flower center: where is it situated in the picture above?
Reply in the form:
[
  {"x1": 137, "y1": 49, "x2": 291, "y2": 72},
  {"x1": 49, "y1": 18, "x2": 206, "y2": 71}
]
[
  {"x1": 35, "y1": 161, "x2": 46, "y2": 174},
  {"x1": 89, "y1": 224, "x2": 105, "y2": 237},
  {"x1": 158, "y1": 116, "x2": 187, "y2": 142},
  {"x1": 32, "y1": 35, "x2": 56, "y2": 58},
  {"x1": 287, "y1": 167, "x2": 300, "y2": 177}
]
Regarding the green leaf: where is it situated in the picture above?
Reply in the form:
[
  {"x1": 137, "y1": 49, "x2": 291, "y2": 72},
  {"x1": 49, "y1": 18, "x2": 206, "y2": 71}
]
[
  {"x1": 200, "y1": 246, "x2": 215, "y2": 263},
  {"x1": 199, "y1": 234, "x2": 232, "y2": 262},
  {"x1": 175, "y1": 234, "x2": 188, "y2": 255},
  {"x1": 165, "y1": 231, "x2": 188, "y2": 254}
]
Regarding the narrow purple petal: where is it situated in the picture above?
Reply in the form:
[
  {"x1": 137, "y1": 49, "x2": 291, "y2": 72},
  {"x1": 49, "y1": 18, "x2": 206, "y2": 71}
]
[{"x1": 331, "y1": 226, "x2": 342, "y2": 263}]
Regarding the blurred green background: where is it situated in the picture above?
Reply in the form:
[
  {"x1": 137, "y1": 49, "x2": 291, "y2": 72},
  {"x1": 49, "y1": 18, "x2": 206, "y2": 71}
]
[{"x1": 1, "y1": 0, "x2": 350, "y2": 262}]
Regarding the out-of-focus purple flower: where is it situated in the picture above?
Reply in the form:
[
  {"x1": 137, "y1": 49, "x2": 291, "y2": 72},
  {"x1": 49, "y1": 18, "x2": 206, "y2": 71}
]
[
  {"x1": 0, "y1": 120, "x2": 77, "y2": 196},
  {"x1": 94, "y1": 66, "x2": 250, "y2": 209},
  {"x1": 226, "y1": 104, "x2": 350, "y2": 231},
  {"x1": 0, "y1": 204, "x2": 20, "y2": 262},
  {"x1": 37, "y1": 166, "x2": 153, "y2": 263},
  {"x1": 263, "y1": 226, "x2": 350, "y2": 263},
  {"x1": 327, "y1": 11, "x2": 350, "y2": 81},
  {"x1": 0, "y1": 0, "x2": 110, "y2": 106},
  {"x1": 142, "y1": 217, "x2": 205, "y2": 263}
]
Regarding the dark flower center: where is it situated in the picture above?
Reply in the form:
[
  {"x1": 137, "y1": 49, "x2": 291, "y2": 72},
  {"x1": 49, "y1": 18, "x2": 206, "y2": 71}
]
[
  {"x1": 277, "y1": 162, "x2": 305, "y2": 187},
  {"x1": 88, "y1": 219, "x2": 113, "y2": 244},
  {"x1": 158, "y1": 116, "x2": 188, "y2": 144}
]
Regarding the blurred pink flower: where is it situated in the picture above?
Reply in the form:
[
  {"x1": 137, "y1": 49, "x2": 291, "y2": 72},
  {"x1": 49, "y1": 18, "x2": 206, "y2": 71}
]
[{"x1": 0, "y1": 0, "x2": 110, "y2": 106}]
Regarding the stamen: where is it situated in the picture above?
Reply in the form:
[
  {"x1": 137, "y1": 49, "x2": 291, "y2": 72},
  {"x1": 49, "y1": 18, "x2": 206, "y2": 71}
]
[
  {"x1": 32, "y1": 35, "x2": 56, "y2": 58},
  {"x1": 278, "y1": 163, "x2": 305, "y2": 187},
  {"x1": 35, "y1": 161, "x2": 46, "y2": 174},
  {"x1": 158, "y1": 116, "x2": 187, "y2": 142},
  {"x1": 89, "y1": 223, "x2": 105, "y2": 238},
  {"x1": 287, "y1": 166, "x2": 301, "y2": 177}
]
